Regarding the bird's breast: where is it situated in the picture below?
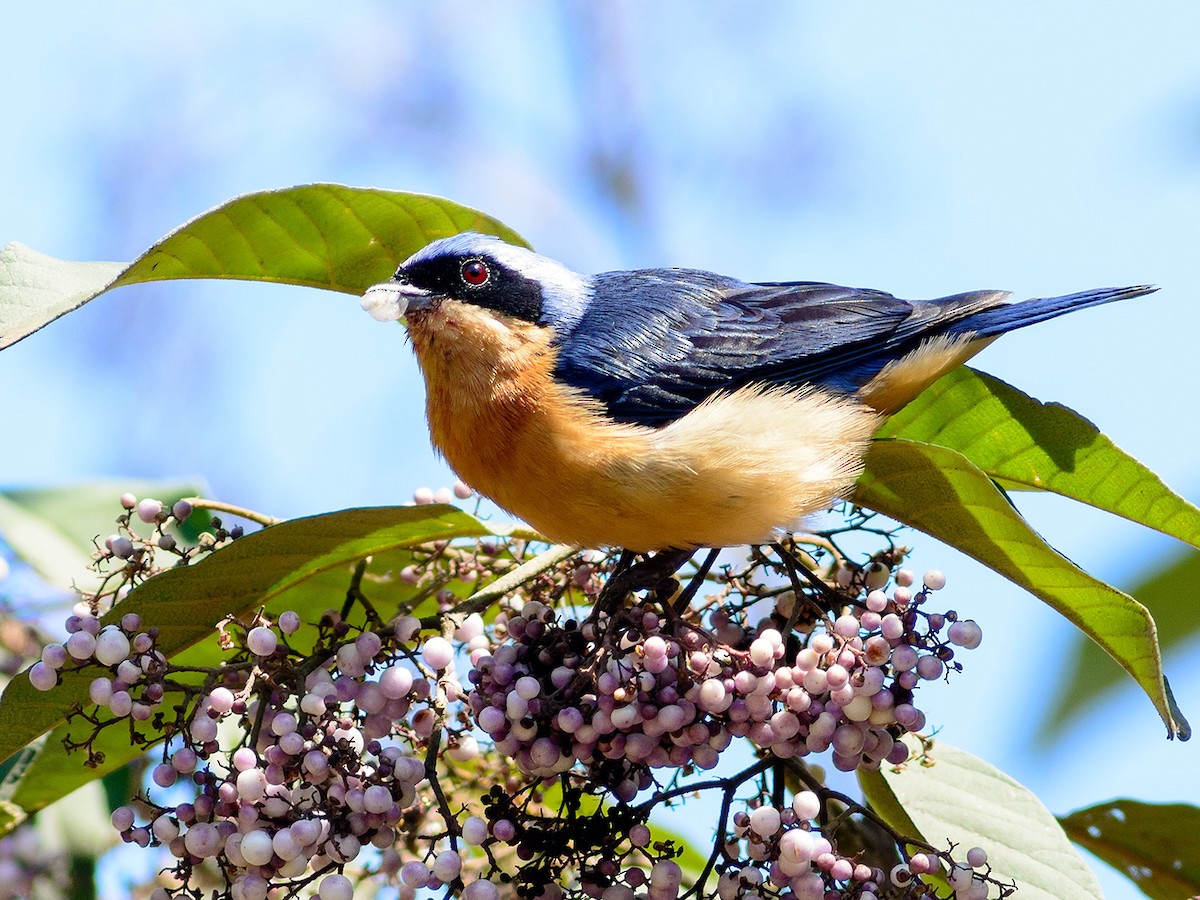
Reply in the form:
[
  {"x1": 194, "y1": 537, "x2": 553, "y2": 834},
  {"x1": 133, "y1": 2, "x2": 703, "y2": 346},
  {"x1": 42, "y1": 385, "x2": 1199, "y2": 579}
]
[{"x1": 405, "y1": 301, "x2": 879, "y2": 549}]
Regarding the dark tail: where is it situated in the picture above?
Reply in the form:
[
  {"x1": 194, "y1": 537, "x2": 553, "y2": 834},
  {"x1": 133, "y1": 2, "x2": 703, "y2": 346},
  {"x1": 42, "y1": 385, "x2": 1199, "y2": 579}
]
[{"x1": 947, "y1": 285, "x2": 1157, "y2": 339}]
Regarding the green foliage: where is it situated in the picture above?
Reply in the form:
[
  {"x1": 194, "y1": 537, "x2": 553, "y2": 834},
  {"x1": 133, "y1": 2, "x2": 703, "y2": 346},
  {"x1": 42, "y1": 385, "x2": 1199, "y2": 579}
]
[
  {"x1": 1060, "y1": 799, "x2": 1200, "y2": 899},
  {"x1": 878, "y1": 367, "x2": 1200, "y2": 550},
  {"x1": 1044, "y1": 548, "x2": 1200, "y2": 741},
  {"x1": 853, "y1": 439, "x2": 1183, "y2": 738},
  {"x1": 1, "y1": 184, "x2": 1196, "y2": 898},
  {"x1": 0, "y1": 185, "x2": 527, "y2": 349}
]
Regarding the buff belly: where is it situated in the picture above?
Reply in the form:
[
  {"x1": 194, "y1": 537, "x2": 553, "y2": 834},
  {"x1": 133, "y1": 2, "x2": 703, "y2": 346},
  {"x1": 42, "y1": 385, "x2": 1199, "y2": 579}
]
[{"x1": 406, "y1": 301, "x2": 880, "y2": 550}]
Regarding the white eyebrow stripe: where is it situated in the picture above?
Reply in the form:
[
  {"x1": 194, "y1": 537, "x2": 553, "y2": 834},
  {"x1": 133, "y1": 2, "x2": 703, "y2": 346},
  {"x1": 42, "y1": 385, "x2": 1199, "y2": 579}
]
[{"x1": 403, "y1": 233, "x2": 593, "y2": 331}]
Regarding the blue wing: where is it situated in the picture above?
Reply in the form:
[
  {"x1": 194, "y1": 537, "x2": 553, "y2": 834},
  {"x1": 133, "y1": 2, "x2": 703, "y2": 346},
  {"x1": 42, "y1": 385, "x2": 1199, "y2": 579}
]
[{"x1": 551, "y1": 269, "x2": 1008, "y2": 426}]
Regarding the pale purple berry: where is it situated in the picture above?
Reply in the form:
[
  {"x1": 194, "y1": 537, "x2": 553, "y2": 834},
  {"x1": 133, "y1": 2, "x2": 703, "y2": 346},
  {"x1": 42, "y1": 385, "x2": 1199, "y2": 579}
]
[
  {"x1": 395, "y1": 615, "x2": 421, "y2": 642},
  {"x1": 864, "y1": 563, "x2": 890, "y2": 590},
  {"x1": 462, "y1": 815, "x2": 489, "y2": 846},
  {"x1": 923, "y1": 569, "x2": 947, "y2": 590},
  {"x1": 41, "y1": 644, "x2": 67, "y2": 670},
  {"x1": 94, "y1": 627, "x2": 131, "y2": 666},
  {"x1": 492, "y1": 818, "x2": 516, "y2": 842},
  {"x1": 948, "y1": 864, "x2": 973, "y2": 891},
  {"x1": 779, "y1": 828, "x2": 814, "y2": 863},
  {"x1": 183, "y1": 822, "x2": 222, "y2": 858},
  {"x1": 109, "y1": 691, "x2": 133, "y2": 717},
  {"x1": 433, "y1": 849, "x2": 462, "y2": 882},
  {"x1": 65, "y1": 630, "x2": 97, "y2": 661},
  {"x1": 400, "y1": 862, "x2": 432, "y2": 888},
  {"x1": 171, "y1": 500, "x2": 193, "y2": 522},
  {"x1": 232, "y1": 747, "x2": 258, "y2": 771},
  {"x1": 136, "y1": 498, "x2": 163, "y2": 523},
  {"x1": 239, "y1": 829, "x2": 274, "y2": 866},
  {"x1": 236, "y1": 768, "x2": 267, "y2": 803},
  {"x1": 916, "y1": 655, "x2": 944, "y2": 681},
  {"x1": 422, "y1": 636, "x2": 454, "y2": 670},
  {"x1": 274, "y1": 610, "x2": 300, "y2": 634},
  {"x1": 866, "y1": 589, "x2": 889, "y2": 612},
  {"x1": 152, "y1": 816, "x2": 179, "y2": 843},
  {"x1": 890, "y1": 644, "x2": 919, "y2": 672},
  {"x1": 412, "y1": 487, "x2": 435, "y2": 505},
  {"x1": 948, "y1": 619, "x2": 983, "y2": 649},
  {"x1": 966, "y1": 846, "x2": 988, "y2": 868},
  {"x1": 833, "y1": 614, "x2": 859, "y2": 639},
  {"x1": 246, "y1": 626, "x2": 277, "y2": 657},
  {"x1": 208, "y1": 686, "x2": 235, "y2": 715},
  {"x1": 462, "y1": 881, "x2": 500, "y2": 900},
  {"x1": 28, "y1": 662, "x2": 57, "y2": 691},
  {"x1": 749, "y1": 805, "x2": 781, "y2": 837},
  {"x1": 792, "y1": 790, "x2": 820, "y2": 820},
  {"x1": 89, "y1": 677, "x2": 113, "y2": 705},
  {"x1": 319, "y1": 874, "x2": 354, "y2": 900},
  {"x1": 908, "y1": 853, "x2": 935, "y2": 875},
  {"x1": 650, "y1": 860, "x2": 683, "y2": 893},
  {"x1": 111, "y1": 806, "x2": 136, "y2": 832},
  {"x1": 830, "y1": 858, "x2": 854, "y2": 881}
]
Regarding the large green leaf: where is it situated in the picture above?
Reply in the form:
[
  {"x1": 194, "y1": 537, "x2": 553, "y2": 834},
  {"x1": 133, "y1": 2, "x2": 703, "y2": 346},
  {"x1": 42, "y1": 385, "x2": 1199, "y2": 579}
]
[
  {"x1": 1060, "y1": 799, "x2": 1200, "y2": 900},
  {"x1": 0, "y1": 504, "x2": 507, "y2": 822},
  {"x1": 1041, "y1": 549, "x2": 1200, "y2": 743},
  {"x1": 879, "y1": 367, "x2": 1200, "y2": 551},
  {"x1": 0, "y1": 480, "x2": 208, "y2": 592},
  {"x1": 853, "y1": 439, "x2": 1185, "y2": 739},
  {"x1": 0, "y1": 185, "x2": 528, "y2": 349},
  {"x1": 868, "y1": 738, "x2": 1103, "y2": 900}
]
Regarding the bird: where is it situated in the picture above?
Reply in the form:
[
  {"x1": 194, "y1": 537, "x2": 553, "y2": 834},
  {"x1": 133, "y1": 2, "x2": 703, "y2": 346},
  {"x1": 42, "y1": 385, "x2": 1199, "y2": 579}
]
[{"x1": 362, "y1": 233, "x2": 1154, "y2": 552}]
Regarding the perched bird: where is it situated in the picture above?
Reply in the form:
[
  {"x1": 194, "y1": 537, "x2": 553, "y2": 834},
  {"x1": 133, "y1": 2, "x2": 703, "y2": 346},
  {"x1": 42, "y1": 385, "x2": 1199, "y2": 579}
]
[{"x1": 363, "y1": 233, "x2": 1153, "y2": 551}]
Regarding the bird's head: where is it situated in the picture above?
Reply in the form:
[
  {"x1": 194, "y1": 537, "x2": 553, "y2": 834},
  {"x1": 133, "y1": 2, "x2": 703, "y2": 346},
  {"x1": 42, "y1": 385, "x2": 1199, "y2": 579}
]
[{"x1": 361, "y1": 232, "x2": 590, "y2": 332}]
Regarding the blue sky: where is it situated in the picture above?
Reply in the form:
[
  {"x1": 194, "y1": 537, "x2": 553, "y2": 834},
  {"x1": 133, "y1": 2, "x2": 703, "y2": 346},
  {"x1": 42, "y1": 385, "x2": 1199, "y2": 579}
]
[{"x1": 3, "y1": 4, "x2": 1198, "y2": 897}]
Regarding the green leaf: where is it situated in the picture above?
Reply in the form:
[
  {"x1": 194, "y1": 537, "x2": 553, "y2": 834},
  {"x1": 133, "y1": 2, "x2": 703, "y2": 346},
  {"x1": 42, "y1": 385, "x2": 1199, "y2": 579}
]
[
  {"x1": 0, "y1": 480, "x2": 208, "y2": 592},
  {"x1": 0, "y1": 504, "x2": 509, "y2": 823},
  {"x1": 877, "y1": 737, "x2": 1104, "y2": 900},
  {"x1": 1, "y1": 184, "x2": 528, "y2": 349},
  {"x1": 0, "y1": 245, "x2": 124, "y2": 350},
  {"x1": 879, "y1": 368, "x2": 1200, "y2": 551},
  {"x1": 1060, "y1": 799, "x2": 1200, "y2": 900},
  {"x1": 1041, "y1": 549, "x2": 1200, "y2": 742},
  {"x1": 853, "y1": 439, "x2": 1185, "y2": 739}
]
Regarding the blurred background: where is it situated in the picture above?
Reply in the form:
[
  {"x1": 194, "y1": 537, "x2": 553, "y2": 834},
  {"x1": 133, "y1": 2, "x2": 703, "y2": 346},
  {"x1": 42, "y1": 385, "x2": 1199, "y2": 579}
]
[{"x1": 2, "y1": 3, "x2": 1198, "y2": 897}]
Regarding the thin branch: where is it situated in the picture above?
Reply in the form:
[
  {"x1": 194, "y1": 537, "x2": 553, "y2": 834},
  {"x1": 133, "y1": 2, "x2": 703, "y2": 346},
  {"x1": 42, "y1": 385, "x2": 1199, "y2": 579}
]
[{"x1": 181, "y1": 497, "x2": 281, "y2": 527}]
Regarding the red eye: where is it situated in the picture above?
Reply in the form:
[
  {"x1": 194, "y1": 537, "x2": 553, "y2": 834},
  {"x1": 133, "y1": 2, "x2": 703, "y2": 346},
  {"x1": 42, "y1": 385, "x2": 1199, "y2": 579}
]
[{"x1": 460, "y1": 260, "x2": 489, "y2": 286}]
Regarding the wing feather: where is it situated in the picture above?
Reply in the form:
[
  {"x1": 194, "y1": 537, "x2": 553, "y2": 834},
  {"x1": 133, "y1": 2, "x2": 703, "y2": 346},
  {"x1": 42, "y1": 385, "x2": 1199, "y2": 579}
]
[{"x1": 552, "y1": 269, "x2": 1008, "y2": 425}]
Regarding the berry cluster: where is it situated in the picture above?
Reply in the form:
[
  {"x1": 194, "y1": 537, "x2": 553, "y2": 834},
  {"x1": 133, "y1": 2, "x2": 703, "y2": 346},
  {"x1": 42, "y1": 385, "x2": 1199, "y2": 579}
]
[
  {"x1": 719, "y1": 793, "x2": 1002, "y2": 900},
  {"x1": 467, "y1": 570, "x2": 979, "y2": 794},
  {"x1": 18, "y1": 487, "x2": 1004, "y2": 900},
  {"x1": 31, "y1": 595, "x2": 507, "y2": 899}
]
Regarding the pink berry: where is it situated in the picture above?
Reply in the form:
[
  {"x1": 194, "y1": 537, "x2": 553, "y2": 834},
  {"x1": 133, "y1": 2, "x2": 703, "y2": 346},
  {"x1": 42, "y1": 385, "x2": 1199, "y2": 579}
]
[
  {"x1": 136, "y1": 498, "x2": 163, "y2": 523},
  {"x1": 948, "y1": 620, "x2": 983, "y2": 650}
]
